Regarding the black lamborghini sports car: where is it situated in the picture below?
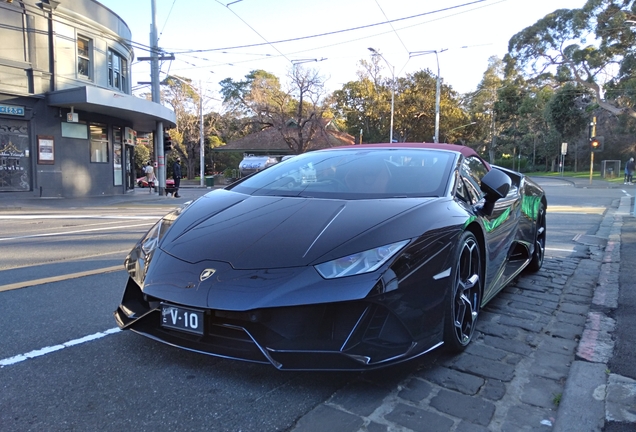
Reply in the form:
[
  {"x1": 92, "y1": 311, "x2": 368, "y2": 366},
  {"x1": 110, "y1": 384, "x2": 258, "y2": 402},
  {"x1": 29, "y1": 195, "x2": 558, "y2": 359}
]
[{"x1": 115, "y1": 143, "x2": 546, "y2": 370}]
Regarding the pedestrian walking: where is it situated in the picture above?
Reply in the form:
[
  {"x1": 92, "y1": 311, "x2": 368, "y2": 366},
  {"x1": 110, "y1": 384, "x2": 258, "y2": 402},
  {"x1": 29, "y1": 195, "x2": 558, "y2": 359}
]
[
  {"x1": 144, "y1": 161, "x2": 156, "y2": 193},
  {"x1": 625, "y1": 163, "x2": 629, "y2": 184},
  {"x1": 627, "y1": 158, "x2": 635, "y2": 185},
  {"x1": 173, "y1": 157, "x2": 182, "y2": 198}
]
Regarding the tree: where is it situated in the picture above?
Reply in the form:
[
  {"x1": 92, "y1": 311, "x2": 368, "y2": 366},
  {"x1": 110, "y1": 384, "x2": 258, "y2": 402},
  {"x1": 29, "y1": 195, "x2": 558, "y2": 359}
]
[
  {"x1": 332, "y1": 57, "x2": 469, "y2": 144},
  {"x1": 508, "y1": 0, "x2": 636, "y2": 120},
  {"x1": 331, "y1": 75, "x2": 386, "y2": 143},
  {"x1": 516, "y1": 85, "x2": 556, "y2": 171},
  {"x1": 465, "y1": 57, "x2": 505, "y2": 162},
  {"x1": 219, "y1": 68, "x2": 331, "y2": 154},
  {"x1": 284, "y1": 66, "x2": 329, "y2": 153},
  {"x1": 161, "y1": 75, "x2": 210, "y2": 179},
  {"x1": 546, "y1": 83, "x2": 592, "y2": 168}
]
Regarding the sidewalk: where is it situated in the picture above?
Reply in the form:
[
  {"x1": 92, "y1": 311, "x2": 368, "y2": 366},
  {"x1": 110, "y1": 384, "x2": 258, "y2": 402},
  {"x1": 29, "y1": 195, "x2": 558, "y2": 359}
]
[
  {"x1": 0, "y1": 183, "x2": 216, "y2": 211},
  {"x1": 536, "y1": 175, "x2": 625, "y2": 189}
]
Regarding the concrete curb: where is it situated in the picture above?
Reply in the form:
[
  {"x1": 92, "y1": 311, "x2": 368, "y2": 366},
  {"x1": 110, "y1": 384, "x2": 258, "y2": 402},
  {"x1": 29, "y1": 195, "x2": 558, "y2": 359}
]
[
  {"x1": 553, "y1": 195, "x2": 633, "y2": 431},
  {"x1": 553, "y1": 361, "x2": 607, "y2": 432}
]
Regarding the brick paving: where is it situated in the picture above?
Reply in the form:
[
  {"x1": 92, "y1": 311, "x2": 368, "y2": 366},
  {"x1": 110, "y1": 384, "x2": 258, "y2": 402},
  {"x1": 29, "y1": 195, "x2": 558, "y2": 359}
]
[{"x1": 289, "y1": 252, "x2": 588, "y2": 432}]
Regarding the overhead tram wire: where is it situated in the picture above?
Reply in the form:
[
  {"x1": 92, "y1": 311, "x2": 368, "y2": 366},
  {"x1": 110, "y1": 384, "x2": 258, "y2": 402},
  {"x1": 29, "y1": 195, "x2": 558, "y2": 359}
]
[
  {"x1": 213, "y1": 0, "x2": 291, "y2": 63},
  {"x1": 154, "y1": 0, "x2": 505, "y2": 79},
  {"x1": 374, "y1": 0, "x2": 411, "y2": 55},
  {"x1": 158, "y1": 0, "x2": 179, "y2": 43},
  {"x1": 146, "y1": 0, "x2": 508, "y2": 78},
  {"x1": 162, "y1": 2, "x2": 504, "y2": 74},
  {"x1": 170, "y1": 0, "x2": 494, "y2": 55}
]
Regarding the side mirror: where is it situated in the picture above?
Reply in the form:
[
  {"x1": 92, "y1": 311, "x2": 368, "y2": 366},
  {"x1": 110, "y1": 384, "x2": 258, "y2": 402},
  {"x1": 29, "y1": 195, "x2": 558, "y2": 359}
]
[{"x1": 479, "y1": 169, "x2": 511, "y2": 216}]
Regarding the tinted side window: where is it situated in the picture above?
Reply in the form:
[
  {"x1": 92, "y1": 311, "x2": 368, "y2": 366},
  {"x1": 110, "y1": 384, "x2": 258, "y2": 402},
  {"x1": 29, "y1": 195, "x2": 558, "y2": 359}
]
[{"x1": 460, "y1": 156, "x2": 489, "y2": 204}]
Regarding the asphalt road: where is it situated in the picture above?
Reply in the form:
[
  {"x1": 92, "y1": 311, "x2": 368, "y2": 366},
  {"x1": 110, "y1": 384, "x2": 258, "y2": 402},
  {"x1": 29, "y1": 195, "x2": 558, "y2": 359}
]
[{"x1": 0, "y1": 179, "x2": 628, "y2": 431}]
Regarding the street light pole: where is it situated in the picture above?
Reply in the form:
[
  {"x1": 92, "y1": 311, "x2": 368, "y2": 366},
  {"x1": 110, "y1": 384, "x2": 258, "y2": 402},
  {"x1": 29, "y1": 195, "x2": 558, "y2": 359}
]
[
  {"x1": 434, "y1": 51, "x2": 440, "y2": 143},
  {"x1": 368, "y1": 48, "x2": 395, "y2": 143},
  {"x1": 409, "y1": 49, "x2": 447, "y2": 143},
  {"x1": 198, "y1": 80, "x2": 204, "y2": 187},
  {"x1": 163, "y1": 75, "x2": 206, "y2": 187}
]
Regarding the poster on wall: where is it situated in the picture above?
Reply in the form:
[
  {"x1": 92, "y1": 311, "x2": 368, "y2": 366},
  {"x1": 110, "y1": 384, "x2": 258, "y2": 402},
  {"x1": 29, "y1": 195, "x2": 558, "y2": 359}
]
[{"x1": 37, "y1": 136, "x2": 54, "y2": 164}]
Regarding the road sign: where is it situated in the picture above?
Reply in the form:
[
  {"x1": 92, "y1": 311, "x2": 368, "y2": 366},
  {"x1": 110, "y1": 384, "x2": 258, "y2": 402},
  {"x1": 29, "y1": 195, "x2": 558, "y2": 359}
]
[{"x1": 561, "y1": 143, "x2": 568, "y2": 155}]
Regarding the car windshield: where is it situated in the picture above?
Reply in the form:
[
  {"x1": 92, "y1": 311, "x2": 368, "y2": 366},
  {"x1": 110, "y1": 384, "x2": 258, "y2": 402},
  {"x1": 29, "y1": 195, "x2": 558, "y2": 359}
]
[{"x1": 228, "y1": 148, "x2": 455, "y2": 199}]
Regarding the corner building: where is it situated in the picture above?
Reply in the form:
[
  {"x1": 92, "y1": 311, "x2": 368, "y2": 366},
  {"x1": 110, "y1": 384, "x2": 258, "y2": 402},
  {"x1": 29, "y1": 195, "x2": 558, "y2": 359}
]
[{"x1": 0, "y1": 0, "x2": 175, "y2": 197}]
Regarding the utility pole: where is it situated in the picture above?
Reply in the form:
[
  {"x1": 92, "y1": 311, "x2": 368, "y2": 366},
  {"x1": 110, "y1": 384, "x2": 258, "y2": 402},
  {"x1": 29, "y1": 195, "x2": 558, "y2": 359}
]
[
  {"x1": 137, "y1": 0, "x2": 174, "y2": 195},
  {"x1": 150, "y1": 0, "x2": 164, "y2": 195}
]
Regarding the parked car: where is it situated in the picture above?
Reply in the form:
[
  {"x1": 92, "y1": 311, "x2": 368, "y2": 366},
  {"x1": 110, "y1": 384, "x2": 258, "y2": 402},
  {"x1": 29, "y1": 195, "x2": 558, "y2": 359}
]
[
  {"x1": 238, "y1": 155, "x2": 279, "y2": 177},
  {"x1": 115, "y1": 143, "x2": 546, "y2": 370}
]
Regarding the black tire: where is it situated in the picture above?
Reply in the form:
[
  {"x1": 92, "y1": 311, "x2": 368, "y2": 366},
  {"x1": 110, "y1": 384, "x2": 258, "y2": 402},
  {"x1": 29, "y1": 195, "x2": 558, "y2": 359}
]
[
  {"x1": 444, "y1": 231, "x2": 482, "y2": 352},
  {"x1": 527, "y1": 204, "x2": 546, "y2": 273}
]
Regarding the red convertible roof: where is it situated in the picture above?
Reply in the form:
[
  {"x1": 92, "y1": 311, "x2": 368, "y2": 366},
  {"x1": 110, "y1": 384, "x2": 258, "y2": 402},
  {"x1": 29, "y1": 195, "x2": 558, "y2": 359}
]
[
  {"x1": 331, "y1": 142, "x2": 490, "y2": 168},
  {"x1": 343, "y1": 142, "x2": 475, "y2": 156}
]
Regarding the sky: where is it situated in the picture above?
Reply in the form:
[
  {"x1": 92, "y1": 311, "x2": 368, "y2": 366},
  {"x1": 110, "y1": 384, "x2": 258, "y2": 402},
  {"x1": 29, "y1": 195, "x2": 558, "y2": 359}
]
[{"x1": 98, "y1": 0, "x2": 587, "y2": 109}]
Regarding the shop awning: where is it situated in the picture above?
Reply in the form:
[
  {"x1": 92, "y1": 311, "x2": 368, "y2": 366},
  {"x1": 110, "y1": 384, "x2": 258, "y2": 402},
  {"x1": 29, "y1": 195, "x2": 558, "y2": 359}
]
[{"x1": 47, "y1": 86, "x2": 176, "y2": 132}]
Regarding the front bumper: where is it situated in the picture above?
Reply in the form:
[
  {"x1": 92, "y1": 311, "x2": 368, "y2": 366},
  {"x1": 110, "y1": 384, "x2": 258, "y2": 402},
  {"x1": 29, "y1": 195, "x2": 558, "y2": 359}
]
[{"x1": 114, "y1": 277, "x2": 436, "y2": 371}]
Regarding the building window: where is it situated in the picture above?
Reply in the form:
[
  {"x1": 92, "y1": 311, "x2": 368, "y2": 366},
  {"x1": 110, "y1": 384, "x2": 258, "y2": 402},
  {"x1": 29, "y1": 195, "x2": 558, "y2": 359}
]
[
  {"x1": 77, "y1": 36, "x2": 91, "y2": 79},
  {"x1": 90, "y1": 124, "x2": 109, "y2": 163},
  {"x1": 108, "y1": 49, "x2": 128, "y2": 93},
  {"x1": 113, "y1": 127, "x2": 123, "y2": 186}
]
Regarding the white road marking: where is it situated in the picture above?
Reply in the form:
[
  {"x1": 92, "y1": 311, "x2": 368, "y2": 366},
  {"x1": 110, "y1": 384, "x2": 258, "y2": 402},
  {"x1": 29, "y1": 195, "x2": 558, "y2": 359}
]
[
  {"x1": 546, "y1": 247, "x2": 575, "y2": 252},
  {"x1": 0, "y1": 265, "x2": 123, "y2": 292},
  {"x1": 548, "y1": 206, "x2": 606, "y2": 214},
  {"x1": 0, "y1": 328, "x2": 121, "y2": 368},
  {"x1": 0, "y1": 215, "x2": 160, "y2": 220},
  {"x1": 0, "y1": 222, "x2": 154, "y2": 242}
]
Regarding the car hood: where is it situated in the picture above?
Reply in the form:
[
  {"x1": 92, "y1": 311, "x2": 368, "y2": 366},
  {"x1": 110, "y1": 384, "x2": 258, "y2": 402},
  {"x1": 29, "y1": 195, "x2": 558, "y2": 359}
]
[{"x1": 159, "y1": 189, "x2": 436, "y2": 269}]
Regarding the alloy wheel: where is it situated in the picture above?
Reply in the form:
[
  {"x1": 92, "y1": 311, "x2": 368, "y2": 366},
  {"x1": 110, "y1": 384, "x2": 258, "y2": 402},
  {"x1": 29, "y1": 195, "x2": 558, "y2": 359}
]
[{"x1": 451, "y1": 234, "x2": 481, "y2": 347}]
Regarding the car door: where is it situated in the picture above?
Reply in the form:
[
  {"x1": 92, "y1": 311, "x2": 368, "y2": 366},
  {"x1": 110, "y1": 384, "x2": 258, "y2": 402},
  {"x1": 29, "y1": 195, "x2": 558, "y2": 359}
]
[{"x1": 458, "y1": 157, "x2": 520, "y2": 302}]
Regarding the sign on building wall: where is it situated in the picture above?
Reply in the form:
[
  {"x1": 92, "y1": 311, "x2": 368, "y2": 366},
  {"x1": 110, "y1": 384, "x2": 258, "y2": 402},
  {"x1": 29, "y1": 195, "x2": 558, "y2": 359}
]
[
  {"x1": 124, "y1": 127, "x2": 136, "y2": 145},
  {"x1": 0, "y1": 104, "x2": 25, "y2": 116},
  {"x1": 37, "y1": 136, "x2": 55, "y2": 164}
]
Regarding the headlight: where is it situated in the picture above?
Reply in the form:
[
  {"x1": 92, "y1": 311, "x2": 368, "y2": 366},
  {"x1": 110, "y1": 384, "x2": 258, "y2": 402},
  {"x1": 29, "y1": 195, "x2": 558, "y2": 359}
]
[
  {"x1": 141, "y1": 211, "x2": 179, "y2": 255},
  {"x1": 315, "y1": 240, "x2": 409, "y2": 279},
  {"x1": 126, "y1": 208, "x2": 183, "y2": 284}
]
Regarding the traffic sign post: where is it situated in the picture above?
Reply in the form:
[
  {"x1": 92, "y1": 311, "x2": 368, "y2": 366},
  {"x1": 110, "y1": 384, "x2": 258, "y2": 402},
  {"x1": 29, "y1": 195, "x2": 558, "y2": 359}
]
[
  {"x1": 589, "y1": 117, "x2": 597, "y2": 184},
  {"x1": 560, "y1": 143, "x2": 567, "y2": 177}
]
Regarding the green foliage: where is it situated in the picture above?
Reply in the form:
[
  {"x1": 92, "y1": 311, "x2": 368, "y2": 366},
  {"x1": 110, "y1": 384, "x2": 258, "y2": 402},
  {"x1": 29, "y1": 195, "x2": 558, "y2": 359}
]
[
  {"x1": 213, "y1": 151, "x2": 243, "y2": 175},
  {"x1": 507, "y1": 0, "x2": 636, "y2": 126},
  {"x1": 546, "y1": 83, "x2": 591, "y2": 139},
  {"x1": 219, "y1": 67, "x2": 330, "y2": 154},
  {"x1": 494, "y1": 157, "x2": 530, "y2": 172},
  {"x1": 134, "y1": 142, "x2": 151, "y2": 171},
  {"x1": 332, "y1": 59, "x2": 469, "y2": 144}
]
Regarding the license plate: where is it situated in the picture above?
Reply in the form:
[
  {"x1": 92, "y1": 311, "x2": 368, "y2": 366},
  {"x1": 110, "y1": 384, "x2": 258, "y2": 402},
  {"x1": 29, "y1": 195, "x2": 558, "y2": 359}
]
[{"x1": 160, "y1": 304, "x2": 204, "y2": 335}]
